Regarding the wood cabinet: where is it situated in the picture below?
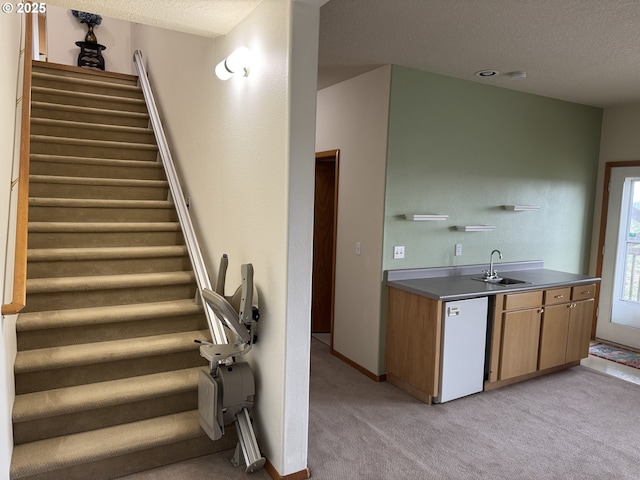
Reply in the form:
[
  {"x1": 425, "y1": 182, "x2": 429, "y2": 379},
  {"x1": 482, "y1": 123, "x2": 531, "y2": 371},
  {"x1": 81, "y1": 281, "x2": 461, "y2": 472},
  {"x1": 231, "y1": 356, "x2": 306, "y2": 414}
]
[
  {"x1": 387, "y1": 280, "x2": 599, "y2": 402},
  {"x1": 493, "y1": 290, "x2": 543, "y2": 381},
  {"x1": 386, "y1": 287, "x2": 442, "y2": 404},
  {"x1": 539, "y1": 285, "x2": 595, "y2": 368},
  {"x1": 487, "y1": 283, "x2": 596, "y2": 389},
  {"x1": 500, "y1": 308, "x2": 542, "y2": 379}
]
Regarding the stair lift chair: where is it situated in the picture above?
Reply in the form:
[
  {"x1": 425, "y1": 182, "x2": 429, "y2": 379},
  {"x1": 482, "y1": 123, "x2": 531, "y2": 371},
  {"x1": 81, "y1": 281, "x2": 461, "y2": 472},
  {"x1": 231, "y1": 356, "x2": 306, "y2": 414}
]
[{"x1": 197, "y1": 255, "x2": 265, "y2": 473}]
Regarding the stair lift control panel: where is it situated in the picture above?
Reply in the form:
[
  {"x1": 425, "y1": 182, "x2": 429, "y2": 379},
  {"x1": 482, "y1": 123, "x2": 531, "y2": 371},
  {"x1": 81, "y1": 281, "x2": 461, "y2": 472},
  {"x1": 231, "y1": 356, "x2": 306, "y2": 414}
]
[{"x1": 197, "y1": 255, "x2": 265, "y2": 473}]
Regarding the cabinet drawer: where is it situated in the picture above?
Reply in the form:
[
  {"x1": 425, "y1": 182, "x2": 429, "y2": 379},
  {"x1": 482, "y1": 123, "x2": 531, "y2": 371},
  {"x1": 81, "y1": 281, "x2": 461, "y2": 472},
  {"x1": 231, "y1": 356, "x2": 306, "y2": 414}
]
[
  {"x1": 503, "y1": 290, "x2": 543, "y2": 310},
  {"x1": 572, "y1": 284, "x2": 596, "y2": 301},
  {"x1": 544, "y1": 287, "x2": 571, "y2": 305}
]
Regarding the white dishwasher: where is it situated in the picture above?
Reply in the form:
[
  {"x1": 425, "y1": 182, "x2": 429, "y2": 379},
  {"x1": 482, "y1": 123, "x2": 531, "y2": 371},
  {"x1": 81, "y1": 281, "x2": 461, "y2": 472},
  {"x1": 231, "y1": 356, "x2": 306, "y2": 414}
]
[{"x1": 436, "y1": 296, "x2": 488, "y2": 403}]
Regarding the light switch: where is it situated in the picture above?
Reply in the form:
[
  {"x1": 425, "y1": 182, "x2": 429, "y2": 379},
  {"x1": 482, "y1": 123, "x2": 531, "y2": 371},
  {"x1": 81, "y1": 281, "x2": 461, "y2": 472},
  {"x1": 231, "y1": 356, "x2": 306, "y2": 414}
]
[{"x1": 356, "y1": 241, "x2": 361, "y2": 255}]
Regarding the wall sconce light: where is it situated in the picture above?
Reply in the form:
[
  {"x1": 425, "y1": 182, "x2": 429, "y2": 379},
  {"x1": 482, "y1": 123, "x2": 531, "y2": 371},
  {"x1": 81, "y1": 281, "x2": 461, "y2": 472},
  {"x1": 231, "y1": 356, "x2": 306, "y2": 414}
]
[{"x1": 215, "y1": 47, "x2": 251, "y2": 80}]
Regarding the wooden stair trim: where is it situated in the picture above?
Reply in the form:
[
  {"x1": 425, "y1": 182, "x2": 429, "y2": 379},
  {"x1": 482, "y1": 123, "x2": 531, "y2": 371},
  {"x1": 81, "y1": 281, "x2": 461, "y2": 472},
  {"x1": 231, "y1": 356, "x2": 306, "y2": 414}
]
[{"x1": 2, "y1": 13, "x2": 32, "y2": 315}]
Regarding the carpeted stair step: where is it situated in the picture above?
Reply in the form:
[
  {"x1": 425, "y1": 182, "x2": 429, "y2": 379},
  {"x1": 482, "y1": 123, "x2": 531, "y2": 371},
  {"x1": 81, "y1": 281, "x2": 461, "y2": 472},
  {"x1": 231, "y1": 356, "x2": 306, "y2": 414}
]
[
  {"x1": 24, "y1": 271, "x2": 197, "y2": 312},
  {"x1": 31, "y1": 70, "x2": 143, "y2": 99},
  {"x1": 31, "y1": 86, "x2": 147, "y2": 113},
  {"x1": 28, "y1": 221, "x2": 185, "y2": 248},
  {"x1": 9, "y1": 410, "x2": 234, "y2": 480},
  {"x1": 14, "y1": 329, "x2": 210, "y2": 394},
  {"x1": 28, "y1": 197, "x2": 177, "y2": 222},
  {"x1": 13, "y1": 61, "x2": 221, "y2": 478},
  {"x1": 27, "y1": 245, "x2": 190, "y2": 278},
  {"x1": 30, "y1": 118, "x2": 156, "y2": 144},
  {"x1": 31, "y1": 101, "x2": 150, "y2": 128},
  {"x1": 13, "y1": 367, "x2": 204, "y2": 444},
  {"x1": 30, "y1": 153, "x2": 165, "y2": 180},
  {"x1": 16, "y1": 299, "x2": 207, "y2": 349},
  {"x1": 32, "y1": 62, "x2": 139, "y2": 87},
  {"x1": 29, "y1": 174, "x2": 169, "y2": 200},
  {"x1": 30, "y1": 134, "x2": 158, "y2": 161}
]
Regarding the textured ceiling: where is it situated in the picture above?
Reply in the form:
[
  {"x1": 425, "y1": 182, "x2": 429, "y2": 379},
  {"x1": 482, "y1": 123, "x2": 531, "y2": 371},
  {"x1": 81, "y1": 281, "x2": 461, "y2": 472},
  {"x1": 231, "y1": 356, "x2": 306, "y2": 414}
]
[
  {"x1": 319, "y1": 0, "x2": 640, "y2": 107},
  {"x1": 45, "y1": 0, "x2": 640, "y2": 107},
  {"x1": 45, "y1": 0, "x2": 262, "y2": 38}
]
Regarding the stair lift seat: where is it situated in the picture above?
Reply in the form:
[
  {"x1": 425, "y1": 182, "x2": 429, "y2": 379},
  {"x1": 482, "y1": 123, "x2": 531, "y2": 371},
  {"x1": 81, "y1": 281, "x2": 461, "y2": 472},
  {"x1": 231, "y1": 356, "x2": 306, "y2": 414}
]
[{"x1": 197, "y1": 260, "x2": 265, "y2": 473}]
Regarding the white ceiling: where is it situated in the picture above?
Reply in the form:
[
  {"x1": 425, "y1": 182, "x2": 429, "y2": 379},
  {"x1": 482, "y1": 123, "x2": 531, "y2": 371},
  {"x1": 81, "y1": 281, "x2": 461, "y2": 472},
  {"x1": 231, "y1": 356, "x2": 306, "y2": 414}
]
[
  {"x1": 319, "y1": 0, "x2": 640, "y2": 107},
  {"x1": 46, "y1": 0, "x2": 640, "y2": 107},
  {"x1": 45, "y1": 0, "x2": 263, "y2": 38}
]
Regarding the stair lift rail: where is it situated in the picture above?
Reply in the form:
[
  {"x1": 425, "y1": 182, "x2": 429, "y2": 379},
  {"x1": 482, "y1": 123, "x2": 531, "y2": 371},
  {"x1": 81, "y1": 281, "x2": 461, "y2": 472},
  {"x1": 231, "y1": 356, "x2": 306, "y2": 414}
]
[
  {"x1": 132, "y1": 50, "x2": 226, "y2": 346},
  {"x1": 134, "y1": 51, "x2": 264, "y2": 472}
]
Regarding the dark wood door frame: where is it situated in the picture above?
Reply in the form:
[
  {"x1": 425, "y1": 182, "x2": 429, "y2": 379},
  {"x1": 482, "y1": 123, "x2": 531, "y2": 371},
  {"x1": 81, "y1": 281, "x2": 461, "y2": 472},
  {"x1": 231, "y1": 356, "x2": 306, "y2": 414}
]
[
  {"x1": 594, "y1": 160, "x2": 640, "y2": 338},
  {"x1": 311, "y1": 149, "x2": 340, "y2": 344}
]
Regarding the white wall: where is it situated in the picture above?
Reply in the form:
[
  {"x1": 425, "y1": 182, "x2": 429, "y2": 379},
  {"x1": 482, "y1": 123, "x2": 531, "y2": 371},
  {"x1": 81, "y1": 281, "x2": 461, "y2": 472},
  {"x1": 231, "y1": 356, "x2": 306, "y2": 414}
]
[
  {"x1": 131, "y1": 0, "x2": 320, "y2": 475},
  {"x1": 46, "y1": 5, "x2": 133, "y2": 74},
  {"x1": 315, "y1": 66, "x2": 391, "y2": 375},
  {"x1": 589, "y1": 103, "x2": 640, "y2": 274},
  {"x1": 0, "y1": 12, "x2": 23, "y2": 480}
]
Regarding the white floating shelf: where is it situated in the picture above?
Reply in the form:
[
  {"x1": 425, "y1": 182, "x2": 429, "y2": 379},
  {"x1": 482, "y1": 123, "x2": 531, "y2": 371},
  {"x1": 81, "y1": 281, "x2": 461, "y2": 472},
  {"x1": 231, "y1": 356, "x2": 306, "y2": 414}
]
[
  {"x1": 503, "y1": 205, "x2": 540, "y2": 211},
  {"x1": 455, "y1": 225, "x2": 496, "y2": 232},
  {"x1": 405, "y1": 214, "x2": 449, "y2": 221}
]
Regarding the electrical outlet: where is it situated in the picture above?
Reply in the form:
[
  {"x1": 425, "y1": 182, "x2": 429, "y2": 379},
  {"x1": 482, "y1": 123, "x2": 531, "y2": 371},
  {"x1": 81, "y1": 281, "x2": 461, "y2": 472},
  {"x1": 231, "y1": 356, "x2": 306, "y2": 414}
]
[
  {"x1": 394, "y1": 245, "x2": 405, "y2": 259},
  {"x1": 356, "y1": 241, "x2": 361, "y2": 256},
  {"x1": 455, "y1": 244, "x2": 462, "y2": 256}
]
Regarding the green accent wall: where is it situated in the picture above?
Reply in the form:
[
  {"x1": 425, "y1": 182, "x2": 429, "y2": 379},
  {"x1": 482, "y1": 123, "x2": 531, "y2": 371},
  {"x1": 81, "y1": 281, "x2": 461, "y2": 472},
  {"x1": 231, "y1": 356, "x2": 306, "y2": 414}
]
[{"x1": 383, "y1": 66, "x2": 603, "y2": 274}]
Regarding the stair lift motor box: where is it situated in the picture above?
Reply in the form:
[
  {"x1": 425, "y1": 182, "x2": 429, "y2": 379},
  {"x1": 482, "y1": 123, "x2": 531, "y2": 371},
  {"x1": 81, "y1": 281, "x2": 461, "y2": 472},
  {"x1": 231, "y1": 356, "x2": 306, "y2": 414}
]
[
  {"x1": 198, "y1": 362, "x2": 256, "y2": 440},
  {"x1": 218, "y1": 362, "x2": 256, "y2": 426}
]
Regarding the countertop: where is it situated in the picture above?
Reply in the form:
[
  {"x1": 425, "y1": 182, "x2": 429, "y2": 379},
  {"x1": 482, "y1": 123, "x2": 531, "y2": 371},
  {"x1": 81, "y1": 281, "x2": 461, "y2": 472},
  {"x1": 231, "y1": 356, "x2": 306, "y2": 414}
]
[{"x1": 386, "y1": 261, "x2": 600, "y2": 301}]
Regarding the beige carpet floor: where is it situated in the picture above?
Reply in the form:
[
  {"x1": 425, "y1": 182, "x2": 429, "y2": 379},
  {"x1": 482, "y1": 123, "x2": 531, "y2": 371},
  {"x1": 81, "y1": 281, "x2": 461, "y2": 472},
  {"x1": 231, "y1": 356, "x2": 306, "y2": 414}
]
[{"x1": 121, "y1": 338, "x2": 640, "y2": 479}]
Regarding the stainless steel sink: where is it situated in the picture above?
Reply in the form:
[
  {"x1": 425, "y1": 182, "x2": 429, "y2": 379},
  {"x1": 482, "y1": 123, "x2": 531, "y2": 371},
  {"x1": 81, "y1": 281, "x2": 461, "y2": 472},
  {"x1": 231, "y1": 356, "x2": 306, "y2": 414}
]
[{"x1": 472, "y1": 277, "x2": 531, "y2": 286}]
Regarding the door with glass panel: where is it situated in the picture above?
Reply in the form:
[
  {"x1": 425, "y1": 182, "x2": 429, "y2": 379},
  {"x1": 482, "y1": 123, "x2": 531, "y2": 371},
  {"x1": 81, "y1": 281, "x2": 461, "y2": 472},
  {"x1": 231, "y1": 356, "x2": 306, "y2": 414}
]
[{"x1": 597, "y1": 165, "x2": 640, "y2": 348}]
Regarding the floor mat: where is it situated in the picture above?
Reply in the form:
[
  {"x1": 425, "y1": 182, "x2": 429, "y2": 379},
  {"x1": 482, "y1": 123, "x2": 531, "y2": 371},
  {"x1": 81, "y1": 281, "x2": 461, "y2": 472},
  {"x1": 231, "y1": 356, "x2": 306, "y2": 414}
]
[{"x1": 589, "y1": 342, "x2": 640, "y2": 370}]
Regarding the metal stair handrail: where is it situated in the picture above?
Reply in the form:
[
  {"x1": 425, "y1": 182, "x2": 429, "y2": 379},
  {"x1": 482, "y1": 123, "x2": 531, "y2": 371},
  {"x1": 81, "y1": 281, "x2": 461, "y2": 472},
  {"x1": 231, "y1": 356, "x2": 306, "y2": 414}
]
[{"x1": 133, "y1": 50, "x2": 227, "y2": 345}]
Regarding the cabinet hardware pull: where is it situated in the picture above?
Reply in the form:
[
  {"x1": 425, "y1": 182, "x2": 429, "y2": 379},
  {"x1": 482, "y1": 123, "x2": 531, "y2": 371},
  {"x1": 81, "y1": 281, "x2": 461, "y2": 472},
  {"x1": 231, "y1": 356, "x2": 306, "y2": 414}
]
[
  {"x1": 581, "y1": 291, "x2": 590, "y2": 295},
  {"x1": 554, "y1": 294, "x2": 564, "y2": 298},
  {"x1": 539, "y1": 308, "x2": 544, "y2": 314}
]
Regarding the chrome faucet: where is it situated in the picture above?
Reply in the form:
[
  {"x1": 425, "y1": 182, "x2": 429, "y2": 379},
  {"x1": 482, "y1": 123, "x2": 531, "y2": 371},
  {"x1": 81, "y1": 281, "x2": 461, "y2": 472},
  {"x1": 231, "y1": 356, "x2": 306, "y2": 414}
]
[{"x1": 483, "y1": 249, "x2": 503, "y2": 280}]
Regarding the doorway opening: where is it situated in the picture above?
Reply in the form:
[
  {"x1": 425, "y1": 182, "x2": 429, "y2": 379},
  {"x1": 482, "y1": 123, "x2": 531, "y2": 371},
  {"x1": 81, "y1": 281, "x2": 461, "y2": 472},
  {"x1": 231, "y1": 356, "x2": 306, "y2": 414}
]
[
  {"x1": 311, "y1": 150, "x2": 339, "y2": 348},
  {"x1": 596, "y1": 161, "x2": 640, "y2": 350}
]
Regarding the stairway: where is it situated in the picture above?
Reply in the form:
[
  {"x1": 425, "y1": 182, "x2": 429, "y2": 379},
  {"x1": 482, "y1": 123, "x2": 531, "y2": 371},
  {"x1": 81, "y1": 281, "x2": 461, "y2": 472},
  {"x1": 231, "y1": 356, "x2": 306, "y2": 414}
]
[{"x1": 9, "y1": 62, "x2": 234, "y2": 480}]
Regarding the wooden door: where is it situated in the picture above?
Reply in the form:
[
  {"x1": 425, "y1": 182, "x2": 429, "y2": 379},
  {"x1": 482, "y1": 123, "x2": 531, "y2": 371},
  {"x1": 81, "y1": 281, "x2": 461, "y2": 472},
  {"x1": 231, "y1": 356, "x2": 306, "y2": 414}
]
[{"x1": 311, "y1": 150, "x2": 339, "y2": 333}]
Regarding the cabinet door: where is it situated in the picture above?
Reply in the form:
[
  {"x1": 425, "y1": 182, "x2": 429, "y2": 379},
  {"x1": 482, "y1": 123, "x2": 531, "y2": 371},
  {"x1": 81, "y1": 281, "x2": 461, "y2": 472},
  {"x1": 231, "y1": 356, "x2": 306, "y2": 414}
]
[
  {"x1": 499, "y1": 308, "x2": 542, "y2": 380},
  {"x1": 538, "y1": 304, "x2": 570, "y2": 370},
  {"x1": 566, "y1": 299, "x2": 594, "y2": 363}
]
